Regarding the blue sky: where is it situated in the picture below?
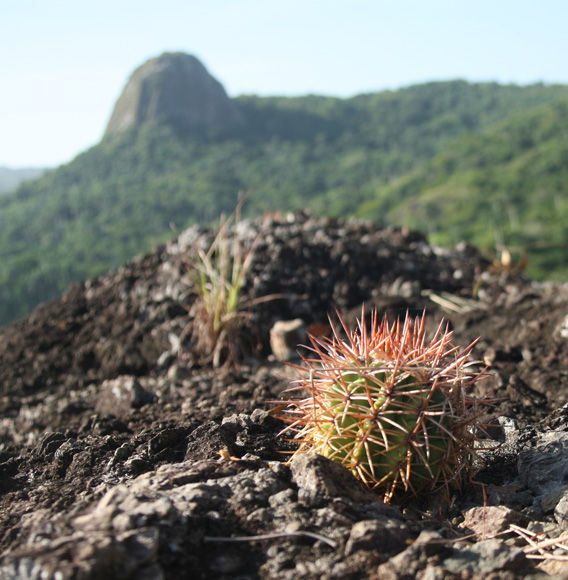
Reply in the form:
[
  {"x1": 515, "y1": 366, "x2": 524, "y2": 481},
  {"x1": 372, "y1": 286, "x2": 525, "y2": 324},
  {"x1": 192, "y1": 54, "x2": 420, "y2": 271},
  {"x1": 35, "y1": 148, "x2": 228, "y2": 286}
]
[{"x1": 2, "y1": 0, "x2": 568, "y2": 167}]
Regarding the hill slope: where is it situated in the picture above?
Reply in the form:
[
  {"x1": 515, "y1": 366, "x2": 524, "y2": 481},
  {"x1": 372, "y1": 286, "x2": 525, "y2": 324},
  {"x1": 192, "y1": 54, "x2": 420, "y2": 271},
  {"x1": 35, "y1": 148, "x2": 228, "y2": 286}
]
[
  {"x1": 0, "y1": 166, "x2": 47, "y2": 195},
  {"x1": 1, "y1": 52, "x2": 568, "y2": 326},
  {"x1": 358, "y1": 100, "x2": 568, "y2": 279}
]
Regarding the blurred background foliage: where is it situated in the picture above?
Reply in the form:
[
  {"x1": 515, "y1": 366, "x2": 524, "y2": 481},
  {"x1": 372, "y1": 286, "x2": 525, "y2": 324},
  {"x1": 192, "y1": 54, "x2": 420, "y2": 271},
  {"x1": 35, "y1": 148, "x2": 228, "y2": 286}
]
[{"x1": 1, "y1": 80, "x2": 568, "y2": 326}]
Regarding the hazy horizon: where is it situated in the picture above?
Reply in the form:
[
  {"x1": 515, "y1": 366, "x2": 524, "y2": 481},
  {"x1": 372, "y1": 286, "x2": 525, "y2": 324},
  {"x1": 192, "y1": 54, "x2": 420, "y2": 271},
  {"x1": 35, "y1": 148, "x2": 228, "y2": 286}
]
[{"x1": 3, "y1": 0, "x2": 568, "y2": 168}]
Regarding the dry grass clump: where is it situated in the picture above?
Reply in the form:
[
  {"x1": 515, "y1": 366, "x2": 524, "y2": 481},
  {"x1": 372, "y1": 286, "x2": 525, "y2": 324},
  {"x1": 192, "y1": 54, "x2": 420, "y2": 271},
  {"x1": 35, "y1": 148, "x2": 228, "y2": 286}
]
[{"x1": 183, "y1": 202, "x2": 259, "y2": 368}]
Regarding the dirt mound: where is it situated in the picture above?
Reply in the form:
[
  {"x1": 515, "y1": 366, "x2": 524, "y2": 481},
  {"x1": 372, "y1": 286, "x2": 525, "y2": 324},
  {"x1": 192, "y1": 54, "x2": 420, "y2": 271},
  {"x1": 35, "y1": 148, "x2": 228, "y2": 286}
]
[{"x1": 1, "y1": 211, "x2": 568, "y2": 578}]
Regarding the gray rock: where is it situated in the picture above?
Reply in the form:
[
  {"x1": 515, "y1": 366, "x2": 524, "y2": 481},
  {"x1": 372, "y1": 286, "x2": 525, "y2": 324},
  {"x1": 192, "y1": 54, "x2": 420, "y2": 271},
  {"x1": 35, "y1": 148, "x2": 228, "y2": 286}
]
[
  {"x1": 95, "y1": 376, "x2": 157, "y2": 418},
  {"x1": 269, "y1": 318, "x2": 306, "y2": 361},
  {"x1": 540, "y1": 485, "x2": 568, "y2": 514},
  {"x1": 462, "y1": 506, "x2": 524, "y2": 538},
  {"x1": 557, "y1": 314, "x2": 568, "y2": 339},
  {"x1": 1, "y1": 453, "x2": 412, "y2": 579},
  {"x1": 555, "y1": 490, "x2": 568, "y2": 527},
  {"x1": 378, "y1": 532, "x2": 534, "y2": 579},
  {"x1": 376, "y1": 530, "x2": 453, "y2": 580},
  {"x1": 518, "y1": 430, "x2": 568, "y2": 495},
  {"x1": 105, "y1": 52, "x2": 243, "y2": 137},
  {"x1": 345, "y1": 518, "x2": 410, "y2": 555},
  {"x1": 444, "y1": 539, "x2": 529, "y2": 575},
  {"x1": 289, "y1": 453, "x2": 386, "y2": 508}
]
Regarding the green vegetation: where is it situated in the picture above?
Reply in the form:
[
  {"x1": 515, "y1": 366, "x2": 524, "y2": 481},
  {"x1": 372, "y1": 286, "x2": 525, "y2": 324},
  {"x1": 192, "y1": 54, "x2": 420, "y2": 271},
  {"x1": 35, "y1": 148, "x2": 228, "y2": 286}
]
[
  {"x1": 1, "y1": 80, "x2": 568, "y2": 326},
  {"x1": 0, "y1": 166, "x2": 47, "y2": 196},
  {"x1": 187, "y1": 202, "x2": 258, "y2": 367},
  {"x1": 358, "y1": 100, "x2": 568, "y2": 279}
]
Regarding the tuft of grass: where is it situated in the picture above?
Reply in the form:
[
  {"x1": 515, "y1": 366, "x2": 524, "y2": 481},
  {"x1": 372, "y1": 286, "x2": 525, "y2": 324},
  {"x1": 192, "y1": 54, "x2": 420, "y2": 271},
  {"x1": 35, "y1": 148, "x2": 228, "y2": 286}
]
[{"x1": 185, "y1": 200, "x2": 259, "y2": 368}]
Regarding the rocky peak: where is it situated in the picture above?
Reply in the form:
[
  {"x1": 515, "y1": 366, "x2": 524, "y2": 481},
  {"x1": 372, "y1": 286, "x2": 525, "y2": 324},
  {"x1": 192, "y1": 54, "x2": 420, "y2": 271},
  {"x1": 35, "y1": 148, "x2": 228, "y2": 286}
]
[{"x1": 104, "y1": 52, "x2": 243, "y2": 137}]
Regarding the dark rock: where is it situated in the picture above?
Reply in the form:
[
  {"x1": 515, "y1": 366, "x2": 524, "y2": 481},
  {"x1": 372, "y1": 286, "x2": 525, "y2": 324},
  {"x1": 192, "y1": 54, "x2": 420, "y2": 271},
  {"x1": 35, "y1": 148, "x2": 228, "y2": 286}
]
[
  {"x1": 185, "y1": 421, "x2": 230, "y2": 461},
  {"x1": 34, "y1": 431, "x2": 67, "y2": 458},
  {"x1": 376, "y1": 530, "x2": 454, "y2": 579}
]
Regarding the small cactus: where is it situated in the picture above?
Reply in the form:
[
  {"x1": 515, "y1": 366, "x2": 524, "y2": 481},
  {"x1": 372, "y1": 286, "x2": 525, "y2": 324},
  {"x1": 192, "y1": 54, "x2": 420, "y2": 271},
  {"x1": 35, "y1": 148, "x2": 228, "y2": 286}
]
[{"x1": 280, "y1": 309, "x2": 486, "y2": 502}]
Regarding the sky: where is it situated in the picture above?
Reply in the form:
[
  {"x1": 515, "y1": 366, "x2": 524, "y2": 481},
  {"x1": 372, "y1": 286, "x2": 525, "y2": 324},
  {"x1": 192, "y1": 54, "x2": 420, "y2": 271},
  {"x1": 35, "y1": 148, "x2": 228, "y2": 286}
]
[{"x1": 2, "y1": 0, "x2": 568, "y2": 168}]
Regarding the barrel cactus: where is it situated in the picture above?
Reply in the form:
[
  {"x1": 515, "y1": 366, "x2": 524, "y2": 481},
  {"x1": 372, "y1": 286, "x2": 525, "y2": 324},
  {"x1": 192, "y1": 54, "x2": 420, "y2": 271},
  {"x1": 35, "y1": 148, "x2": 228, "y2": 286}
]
[{"x1": 280, "y1": 309, "x2": 486, "y2": 502}]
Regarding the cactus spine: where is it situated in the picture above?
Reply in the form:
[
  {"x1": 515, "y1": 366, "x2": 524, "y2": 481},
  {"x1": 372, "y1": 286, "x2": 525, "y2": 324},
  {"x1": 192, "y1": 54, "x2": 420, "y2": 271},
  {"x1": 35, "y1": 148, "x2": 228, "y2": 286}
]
[{"x1": 281, "y1": 309, "x2": 486, "y2": 502}]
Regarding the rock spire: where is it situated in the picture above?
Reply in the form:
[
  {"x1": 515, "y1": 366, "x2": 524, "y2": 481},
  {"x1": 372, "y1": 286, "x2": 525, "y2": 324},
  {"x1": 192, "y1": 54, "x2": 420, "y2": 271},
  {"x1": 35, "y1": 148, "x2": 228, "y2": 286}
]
[{"x1": 104, "y1": 52, "x2": 243, "y2": 136}]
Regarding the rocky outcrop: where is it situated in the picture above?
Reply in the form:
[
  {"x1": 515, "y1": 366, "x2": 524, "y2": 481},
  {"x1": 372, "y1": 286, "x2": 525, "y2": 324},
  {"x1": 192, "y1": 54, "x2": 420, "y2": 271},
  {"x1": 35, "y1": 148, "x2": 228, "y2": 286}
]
[
  {"x1": 2, "y1": 211, "x2": 568, "y2": 577},
  {"x1": 104, "y1": 52, "x2": 243, "y2": 137}
]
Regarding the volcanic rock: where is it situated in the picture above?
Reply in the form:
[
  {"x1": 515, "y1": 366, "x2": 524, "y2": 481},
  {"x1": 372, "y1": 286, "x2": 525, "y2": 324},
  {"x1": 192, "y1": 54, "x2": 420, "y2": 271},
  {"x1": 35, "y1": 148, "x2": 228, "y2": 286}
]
[{"x1": 1, "y1": 211, "x2": 568, "y2": 577}]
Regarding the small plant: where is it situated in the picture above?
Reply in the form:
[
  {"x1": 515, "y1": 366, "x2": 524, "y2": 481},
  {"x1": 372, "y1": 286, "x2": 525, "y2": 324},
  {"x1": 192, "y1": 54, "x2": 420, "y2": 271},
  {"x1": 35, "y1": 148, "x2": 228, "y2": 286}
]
[
  {"x1": 186, "y1": 200, "x2": 258, "y2": 368},
  {"x1": 487, "y1": 245, "x2": 528, "y2": 275},
  {"x1": 279, "y1": 308, "x2": 487, "y2": 502}
]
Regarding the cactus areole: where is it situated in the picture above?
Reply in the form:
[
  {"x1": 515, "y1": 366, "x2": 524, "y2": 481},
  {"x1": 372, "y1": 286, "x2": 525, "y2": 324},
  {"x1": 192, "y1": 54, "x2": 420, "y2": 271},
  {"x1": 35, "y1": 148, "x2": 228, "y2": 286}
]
[{"x1": 280, "y1": 309, "x2": 486, "y2": 502}]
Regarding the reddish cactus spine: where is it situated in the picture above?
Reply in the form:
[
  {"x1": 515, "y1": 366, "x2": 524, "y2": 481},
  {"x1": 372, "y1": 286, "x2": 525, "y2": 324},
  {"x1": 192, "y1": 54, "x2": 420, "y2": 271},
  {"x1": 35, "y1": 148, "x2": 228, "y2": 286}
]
[{"x1": 280, "y1": 309, "x2": 486, "y2": 502}]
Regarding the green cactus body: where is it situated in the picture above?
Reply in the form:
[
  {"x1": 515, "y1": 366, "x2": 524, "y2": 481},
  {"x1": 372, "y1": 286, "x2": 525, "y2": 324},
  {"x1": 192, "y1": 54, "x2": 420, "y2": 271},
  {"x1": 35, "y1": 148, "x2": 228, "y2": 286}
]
[{"x1": 280, "y1": 310, "x2": 484, "y2": 502}]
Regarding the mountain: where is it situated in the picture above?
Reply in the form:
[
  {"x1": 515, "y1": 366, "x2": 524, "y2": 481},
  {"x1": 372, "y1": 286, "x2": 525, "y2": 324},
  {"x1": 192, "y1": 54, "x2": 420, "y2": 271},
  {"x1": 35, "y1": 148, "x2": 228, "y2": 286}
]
[
  {"x1": 104, "y1": 52, "x2": 243, "y2": 137},
  {"x1": 1, "y1": 51, "x2": 568, "y2": 327},
  {"x1": 0, "y1": 166, "x2": 47, "y2": 195}
]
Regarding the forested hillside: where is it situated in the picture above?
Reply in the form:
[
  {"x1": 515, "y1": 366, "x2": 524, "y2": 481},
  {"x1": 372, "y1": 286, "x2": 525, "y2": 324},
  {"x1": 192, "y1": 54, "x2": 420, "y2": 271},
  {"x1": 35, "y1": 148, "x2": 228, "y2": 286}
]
[
  {"x1": 358, "y1": 100, "x2": 568, "y2": 279},
  {"x1": 1, "y1": 77, "x2": 568, "y2": 327},
  {"x1": 0, "y1": 166, "x2": 46, "y2": 195}
]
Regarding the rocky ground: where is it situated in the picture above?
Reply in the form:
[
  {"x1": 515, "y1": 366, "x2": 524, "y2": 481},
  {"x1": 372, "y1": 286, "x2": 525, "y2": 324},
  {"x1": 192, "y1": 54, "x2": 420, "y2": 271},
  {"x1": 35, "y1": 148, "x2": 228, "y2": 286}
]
[{"x1": 1, "y1": 211, "x2": 568, "y2": 579}]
